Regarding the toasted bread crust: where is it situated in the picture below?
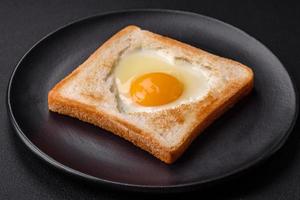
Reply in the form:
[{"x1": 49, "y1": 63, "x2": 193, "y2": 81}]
[
  {"x1": 48, "y1": 91, "x2": 174, "y2": 162},
  {"x1": 168, "y1": 76, "x2": 253, "y2": 162},
  {"x1": 48, "y1": 25, "x2": 254, "y2": 164},
  {"x1": 49, "y1": 25, "x2": 141, "y2": 94}
]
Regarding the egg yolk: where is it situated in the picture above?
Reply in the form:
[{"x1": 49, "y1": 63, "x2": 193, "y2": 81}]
[{"x1": 130, "y1": 72, "x2": 183, "y2": 106}]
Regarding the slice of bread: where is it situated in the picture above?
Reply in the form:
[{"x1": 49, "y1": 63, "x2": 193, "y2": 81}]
[{"x1": 48, "y1": 25, "x2": 253, "y2": 164}]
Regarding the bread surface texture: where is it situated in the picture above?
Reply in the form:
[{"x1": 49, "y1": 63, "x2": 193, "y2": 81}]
[{"x1": 48, "y1": 25, "x2": 254, "y2": 164}]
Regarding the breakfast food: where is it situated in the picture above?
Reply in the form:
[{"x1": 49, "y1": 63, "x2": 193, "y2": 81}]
[
  {"x1": 48, "y1": 25, "x2": 253, "y2": 164},
  {"x1": 114, "y1": 50, "x2": 209, "y2": 113}
]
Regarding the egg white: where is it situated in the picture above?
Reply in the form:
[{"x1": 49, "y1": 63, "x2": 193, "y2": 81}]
[{"x1": 113, "y1": 50, "x2": 209, "y2": 113}]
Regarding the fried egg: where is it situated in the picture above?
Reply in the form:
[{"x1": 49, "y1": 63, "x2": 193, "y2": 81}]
[{"x1": 114, "y1": 50, "x2": 209, "y2": 113}]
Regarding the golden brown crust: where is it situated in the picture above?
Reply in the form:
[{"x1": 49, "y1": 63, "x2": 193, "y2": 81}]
[
  {"x1": 143, "y1": 28, "x2": 254, "y2": 77},
  {"x1": 167, "y1": 76, "x2": 254, "y2": 162},
  {"x1": 48, "y1": 25, "x2": 254, "y2": 164},
  {"x1": 48, "y1": 91, "x2": 174, "y2": 163},
  {"x1": 50, "y1": 25, "x2": 140, "y2": 93}
]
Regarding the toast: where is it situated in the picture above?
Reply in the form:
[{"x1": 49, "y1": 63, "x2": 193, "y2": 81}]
[{"x1": 48, "y1": 25, "x2": 253, "y2": 164}]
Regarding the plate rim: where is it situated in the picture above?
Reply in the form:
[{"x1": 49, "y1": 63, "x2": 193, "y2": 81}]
[{"x1": 6, "y1": 8, "x2": 299, "y2": 192}]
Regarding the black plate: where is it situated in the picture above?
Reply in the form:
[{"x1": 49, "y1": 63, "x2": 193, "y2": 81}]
[{"x1": 7, "y1": 9, "x2": 297, "y2": 192}]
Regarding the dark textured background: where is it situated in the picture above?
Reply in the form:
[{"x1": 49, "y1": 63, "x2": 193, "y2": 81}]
[{"x1": 1, "y1": 1, "x2": 299, "y2": 199}]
